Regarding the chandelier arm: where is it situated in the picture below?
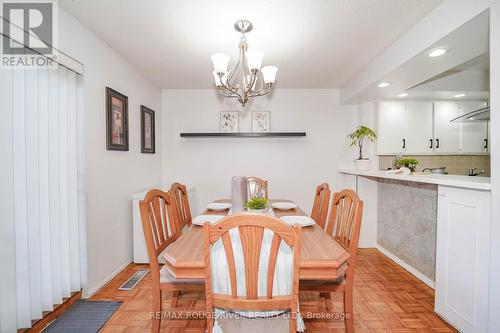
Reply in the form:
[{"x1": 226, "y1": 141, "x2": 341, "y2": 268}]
[
  {"x1": 247, "y1": 72, "x2": 258, "y2": 90},
  {"x1": 219, "y1": 92, "x2": 242, "y2": 99},
  {"x1": 248, "y1": 79, "x2": 266, "y2": 96},
  {"x1": 216, "y1": 88, "x2": 237, "y2": 98},
  {"x1": 219, "y1": 79, "x2": 243, "y2": 100},
  {"x1": 250, "y1": 84, "x2": 272, "y2": 97},
  {"x1": 249, "y1": 71, "x2": 266, "y2": 93},
  {"x1": 226, "y1": 60, "x2": 240, "y2": 86},
  {"x1": 219, "y1": 73, "x2": 239, "y2": 93},
  {"x1": 218, "y1": 75, "x2": 240, "y2": 95},
  {"x1": 220, "y1": 89, "x2": 241, "y2": 99},
  {"x1": 226, "y1": 39, "x2": 245, "y2": 86}
]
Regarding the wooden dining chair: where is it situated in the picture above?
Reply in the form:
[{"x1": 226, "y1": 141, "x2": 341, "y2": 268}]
[
  {"x1": 300, "y1": 189, "x2": 363, "y2": 333},
  {"x1": 139, "y1": 189, "x2": 204, "y2": 333},
  {"x1": 247, "y1": 176, "x2": 268, "y2": 199},
  {"x1": 310, "y1": 183, "x2": 331, "y2": 229},
  {"x1": 170, "y1": 182, "x2": 192, "y2": 229},
  {"x1": 203, "y1": 215, "x2": 301, "y2": 333}
]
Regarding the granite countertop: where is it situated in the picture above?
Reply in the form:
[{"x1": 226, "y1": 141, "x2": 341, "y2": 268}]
[{"x1": 338, "y1": 169, "x2": 491, "y2": 191}]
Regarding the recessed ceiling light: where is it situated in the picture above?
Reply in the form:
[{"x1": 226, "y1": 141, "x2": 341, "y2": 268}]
[
  {"x1": 398, "y1": 93, "x2": 408, "y2": 97},
  {"x1": 428, "y1": 48, "x2": 447, "y2": 57},
  {"x1": 378, "y1": 82, "x2": 390, "y2": 88},
  {"x1": 454, "y1": 93, "x2": 466, "y2": 98}
]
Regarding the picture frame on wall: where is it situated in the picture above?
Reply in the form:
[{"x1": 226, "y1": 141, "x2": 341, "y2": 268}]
[
  {"x1": 140, "y1": 105, "x2": 155, "y2": 154},
  {"x1": 106, "y1": 87, "x2": 129, "y2": 151},
  {"x1": 252, "y1": 111, "x2": 271, "y2": 132},
  {"x1": 220, "y1": 111, "x2": 239, "y2": 132}
]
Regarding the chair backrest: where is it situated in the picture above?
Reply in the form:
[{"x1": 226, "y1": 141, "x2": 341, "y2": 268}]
[
  {"x1": 310, "y1": 183, "x2": 331, "y2": 229},
  {"x1": 139, "y1": 189, "x2": 180, "y2": 281},
  {"x1": 247, "y1": 176, "x2": 268, "y2": 199},
  {"x1": 325, "y1": 189, "x2": 364, "y2": 281},
  {"x1": 170, "y1": 182, "x2": 192, "y2": 228},
  {"x1": 203, "y1": 214, "x2": 300, "y2": 314}
]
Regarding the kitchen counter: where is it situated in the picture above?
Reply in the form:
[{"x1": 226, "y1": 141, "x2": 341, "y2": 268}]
[{"x1": 338, "y1": 169, "x2": 491, "y2": 190}]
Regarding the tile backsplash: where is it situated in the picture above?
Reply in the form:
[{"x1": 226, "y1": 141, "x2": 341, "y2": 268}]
[{"x1": 379, "y1": 155, "x2": 490, "y2": 176}]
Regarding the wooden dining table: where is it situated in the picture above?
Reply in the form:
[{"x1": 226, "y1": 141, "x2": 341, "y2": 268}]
[{"x1": 162, "y1": 199, "x2": 350, "y2": 280}]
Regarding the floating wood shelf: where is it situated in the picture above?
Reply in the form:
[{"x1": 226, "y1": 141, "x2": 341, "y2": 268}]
[{"x1": 180, "y1": 132, "x2": 306, "y2": 138}]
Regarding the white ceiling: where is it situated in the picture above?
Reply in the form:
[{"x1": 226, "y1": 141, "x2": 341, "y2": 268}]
[
  {"x1": 59, "y1": 0, "x2": 442, "y2": 89},
  {"x1": 344, "y1": 10, "x2": 490, "y2": 103}
]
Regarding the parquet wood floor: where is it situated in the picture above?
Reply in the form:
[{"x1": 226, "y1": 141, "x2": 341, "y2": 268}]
[{"x1": 90, "y1": 249, "x2": 457, "y2": 332}]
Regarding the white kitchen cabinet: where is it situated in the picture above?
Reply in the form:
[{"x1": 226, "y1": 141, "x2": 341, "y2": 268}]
[
  {"x1": 405, "y1": 101, "x2": 434, "y2": 154},
  {"x1": 378, "y1": 100, "x2": 489, "y2": 155},
  {"x1": 377, "y1": 101, "x2": 406, "y2": 154},
  {"x1": 460, "y1": 101, "x2": 489, "y2": 153},
  {"x1": 434, "y1": 101, "x2": 461, "y2": 153},
  {"x1": 435, "y1": 185, "x2": 491, "y2": 333}
]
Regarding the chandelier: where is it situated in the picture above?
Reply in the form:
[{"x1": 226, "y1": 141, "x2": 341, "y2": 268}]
[{"x1": 211, "y1": 20, "x2": 278, "y2": 107}]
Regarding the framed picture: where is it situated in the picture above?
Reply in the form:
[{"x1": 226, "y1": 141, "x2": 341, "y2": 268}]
[
  {"x1": 106, "y1": 87, "x2": 129, "y2": 151},
  {"x1": 141, "y1": 105, "x2": 155, "y2": 154},
  {"x1": 220, "y1": 111, "x2": 239, "y2": 132},
  {"x1": 252, "y1": 111, "x2": 271, "y2": 132}
]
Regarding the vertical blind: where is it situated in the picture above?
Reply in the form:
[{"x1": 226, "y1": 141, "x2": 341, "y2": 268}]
[{"x1": 0, "y1": 65, "x2": 82, "y2": 331}]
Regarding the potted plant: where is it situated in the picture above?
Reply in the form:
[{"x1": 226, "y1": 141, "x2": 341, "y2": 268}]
[
  {"x1": 348, "y1": 126, "x2": 377, "y2": 171},
  {"x1": 244, "y1": 197, "x2": 269, "y2": 213},
  {"x1": 395, "y1": 157, "x2": 419, "y2": 172}
]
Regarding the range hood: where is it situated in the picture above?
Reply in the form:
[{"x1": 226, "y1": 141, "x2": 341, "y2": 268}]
[{"x1": 450, "y1": 104, "x2": 490, "y2": 122}]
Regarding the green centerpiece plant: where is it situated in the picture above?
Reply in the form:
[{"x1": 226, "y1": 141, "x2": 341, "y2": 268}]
[{"x1": 244, "y1": 197, "x2": 269, "y2": 211}]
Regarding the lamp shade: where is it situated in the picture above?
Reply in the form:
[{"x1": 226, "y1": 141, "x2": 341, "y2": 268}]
[
  {"x1": 212, "y1": 71, "x2": 227, "y2": 87},
  {"x1": 261, "y1": 66, "x2": 278, "y2": 84},
  {"x1": 246, "y1": 49, "x2": 264, "y2": 70},
  {"x1": 211, "y1": 53, "x2": 230, "y2": 73}
]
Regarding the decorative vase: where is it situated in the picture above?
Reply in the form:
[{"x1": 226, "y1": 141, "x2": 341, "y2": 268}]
[
  {"x1": 246, "y1": 208, "x2": 267, "y2": 214},
  {"x1": 354, "y1": 159, "x2": 372, "y2": 171}
]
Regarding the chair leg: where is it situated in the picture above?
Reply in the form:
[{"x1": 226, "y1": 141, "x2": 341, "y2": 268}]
[
  {"x1": 171, "y1": 290, "x2": 180, "y2": 308},
  {"x1": 206, "y1": 317, "x2": 213, "y2": 333},
  {"x1": 289, "y1": 311, "x2": 297, "y2": 333},
  {"x1": 343, "y1": 289, "x2": 354, "y2": 333},
  {"x1": 152, "y1": 288, "x2": 162, "y2": 333},
  {"x1": 321, "y1": 292, "x2": 333, "y2": 311}
]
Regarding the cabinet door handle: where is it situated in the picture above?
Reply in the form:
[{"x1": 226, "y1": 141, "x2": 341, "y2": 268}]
[
  {"x1": 402, "y1": 139, "x2": 406, "y2": 149},
  {"x1": 429, "y1": 139, "x2": 433, "y2": 149},
  {"x1": 484, "y1": 139, "x2": 488, "y2": 149},
  {"x1": 436, "y1": 138, "x2": 440, "y2": 148}
]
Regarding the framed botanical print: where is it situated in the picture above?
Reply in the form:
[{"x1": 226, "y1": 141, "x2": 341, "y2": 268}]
[
  {"x1": 220, "y1": 111, "x2": 239, "y2": 133},
  {"x1": 141, "y1": 105, "x2": 155, "y2": 154},
  {"x1": 252, "y1": 111, "x2": 271, "y2": 132},
  {"x1": 106, "y1": 87, "x2": 129, "y2": 151}
]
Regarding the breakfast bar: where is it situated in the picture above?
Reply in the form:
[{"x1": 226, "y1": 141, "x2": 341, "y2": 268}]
[{"x1": 339, "y1": 169, "x2": 492, "y2": 332}]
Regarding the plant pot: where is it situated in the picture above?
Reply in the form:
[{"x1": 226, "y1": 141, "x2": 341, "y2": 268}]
[
  {"x1": 246, "y1": 208, "x2": 267, "y2": 214},
  {"x1": 354, "y1": 159, "x2": 372, "y2": 171}
]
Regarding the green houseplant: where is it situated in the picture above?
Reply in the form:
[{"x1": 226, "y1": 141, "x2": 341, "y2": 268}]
[
  {"x1": 348, "y1": 126, "x2": 377, "y2": 171},
  {"x1": 244, "y1": 197, "x2": 269, "y2": 212},
  {"x1": 395, "y1": 157, "x2": 419, "y2": 172}
]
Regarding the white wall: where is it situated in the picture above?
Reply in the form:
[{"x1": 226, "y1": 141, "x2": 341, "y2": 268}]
[
  {"x1": 161, "y1": 89, "x2": 357, "y2": 216},
  {"x1": 58, "y1": 8, "x2": 162, "y2": 296}
]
